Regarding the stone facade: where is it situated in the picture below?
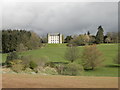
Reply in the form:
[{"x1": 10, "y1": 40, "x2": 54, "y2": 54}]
[{"x1": 47, "y1": 33, "x2": 62, "y2": 44}]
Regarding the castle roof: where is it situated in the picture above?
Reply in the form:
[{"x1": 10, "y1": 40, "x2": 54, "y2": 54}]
[{"x1": 48, "y1": 33, "x2": 61, "y2": 36}]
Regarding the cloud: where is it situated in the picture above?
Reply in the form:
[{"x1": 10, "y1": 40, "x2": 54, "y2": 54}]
[{"x1": 2, "y1": 2, "x2": 118, "y2": 36}]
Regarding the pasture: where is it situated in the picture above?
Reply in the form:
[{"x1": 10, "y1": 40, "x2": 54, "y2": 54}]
[{"x1": 2, "y1": 43, "x2": 119, "y2": 77}]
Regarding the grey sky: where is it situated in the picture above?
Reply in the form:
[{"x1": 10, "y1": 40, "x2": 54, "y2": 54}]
[{"x1": 2, "y1": 2, "x2": 118, "y2": 36}]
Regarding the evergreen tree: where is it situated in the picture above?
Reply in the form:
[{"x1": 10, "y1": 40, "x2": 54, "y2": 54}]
[
  {"x1": 96, "y1": 26, "x2": 104, "y2": 44},
  {"x1": 65, "y1": 36, "x2": 73, "y2": 43},
  {"x1": 87, "y1": 31, "x2": 90, "y2": 35},
  {"x1": 2, "y1": 30, "x2": 41, "y2": 53}
]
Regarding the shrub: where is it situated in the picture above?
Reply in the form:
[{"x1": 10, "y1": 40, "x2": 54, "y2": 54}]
[
  {"x1": 6, "y1": 52, "x2": 20, "y2": 66},
  {"x1": 23, "y1": 68, "x2": 33, "y2": 73},
  {"x1": 9, "y1": 60, "x2": 22, "y2": 66},
  {"x1": 82, "y1": 45, "x2": 104, "y2": 70},
  {"x1": 36, "y1": 56, "x2": 49, "y2": 67},
  {"x1": 21, "y1": 55, "x2": 32, "y2": 69},
  {"x1": 62, "y1": 63, "x2": 83, "y2": 76},
  {"x1": 56, "y1": 64, "x2": 65, "y2": 74},
  {"x1": 21, "y1": 55, "x2": 49, "y2": 71},
  {"x1": 11, "y1": 64, "x2": 24, "y2": 73},
  {"x1": 42, "y1": 67, "x2": 58, "y2": 75},
  {"x1": 45, "y1": 62, "x2": 56, "y2": 68},
  {"x1": 29, "y1": 61, "x2": 38, "y2": 69},
  {"x1": 8, "y1": 59, "x2": 24, "y2": 73}
]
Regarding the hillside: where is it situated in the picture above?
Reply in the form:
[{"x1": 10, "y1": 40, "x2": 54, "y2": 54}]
[{"x1": 2, "y1": 43, "x2": 119, "y2": 77}]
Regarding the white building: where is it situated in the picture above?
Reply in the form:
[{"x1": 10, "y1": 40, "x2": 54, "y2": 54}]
[{"x1": 47, "y1": 33, "x2": 62, "y2": 44}]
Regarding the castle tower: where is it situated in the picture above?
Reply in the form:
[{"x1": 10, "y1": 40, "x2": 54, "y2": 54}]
[
  {"x1": 59, "y1": 34, "x2": 62, "y2": 44},
  {"x1": 47, "y1": 33, "x2": 50, "y2": 43}
]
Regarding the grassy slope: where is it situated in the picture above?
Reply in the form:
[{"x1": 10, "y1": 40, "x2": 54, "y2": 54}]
[{"x1": 2, "y1": 43, "x2": 119, "y2": 77}]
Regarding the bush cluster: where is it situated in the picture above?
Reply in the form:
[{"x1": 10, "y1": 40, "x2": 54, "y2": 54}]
[
  {"x1": 5, "y1": 45, "x2": 105, "y2": 75},
  {"x1": 62, "y1": 63, "x2": 83, "y2": 76},
  {"x1": 42, "y1": 67, "x2": 58, "y2": 75},
  {"x1": 5, "y1": 52, "x2": 55, "y2": 74},
  {"x1": 11, "y1": 64, "x2": 24, "y2": 73},
  {"x1": 6, "y1": 52, "x2": 20, "y2": 67},
  {"x1": 29, "y1": 61, "x2": 38, "y2": 69},
  {"x1": 55, "y1": 63, "x2": 83, "y2": 76}
]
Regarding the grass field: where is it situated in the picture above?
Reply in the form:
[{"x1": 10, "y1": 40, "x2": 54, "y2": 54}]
[{"x1": 1, "y1": 43, "x2": 119, "y2": 77}]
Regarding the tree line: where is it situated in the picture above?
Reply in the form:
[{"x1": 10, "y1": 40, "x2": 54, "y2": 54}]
[
  {"x1": 2, "y1": 26, "x2": 119, "y2": 53},
  {"x1": 2, "y1": 29, "x2": 41, "y2": 53},
  {"x1": 64, "y1": 26, "x2": 119, "y2": 46}
]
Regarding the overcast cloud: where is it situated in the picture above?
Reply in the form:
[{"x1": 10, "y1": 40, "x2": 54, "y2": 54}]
[{"x1": 2, "y1": 2, "x2": 118, "y2": 36}]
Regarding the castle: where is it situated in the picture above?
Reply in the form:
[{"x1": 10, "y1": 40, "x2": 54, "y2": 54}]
[{"x1": 47, "y1": 33, "x2": 62, "y2": 43}]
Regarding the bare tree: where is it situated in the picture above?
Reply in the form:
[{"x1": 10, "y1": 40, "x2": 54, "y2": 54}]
[
  {"x1": 82, "y1": 45, "x2": 104, "y2": 70},
  {"x1": 113, "y1": 51, "x2": 120, "y2": 65},
  {"x1": 64, "y1": 46, "x2": 80, "y2": 62}
]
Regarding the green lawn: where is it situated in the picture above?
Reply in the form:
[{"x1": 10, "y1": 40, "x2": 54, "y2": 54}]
[{"x1": 1, "y1": 43, "x2": 119, "y2": 77}]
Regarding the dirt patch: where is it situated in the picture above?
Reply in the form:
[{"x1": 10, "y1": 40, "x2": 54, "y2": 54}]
[{"x1": 2, "y1": 73, "x2": 118, "y2": 88}]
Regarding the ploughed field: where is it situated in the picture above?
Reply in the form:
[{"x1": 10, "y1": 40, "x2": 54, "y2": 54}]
[{"x1": 2, "y1": 73, "x2": 118, "y2": 88}]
